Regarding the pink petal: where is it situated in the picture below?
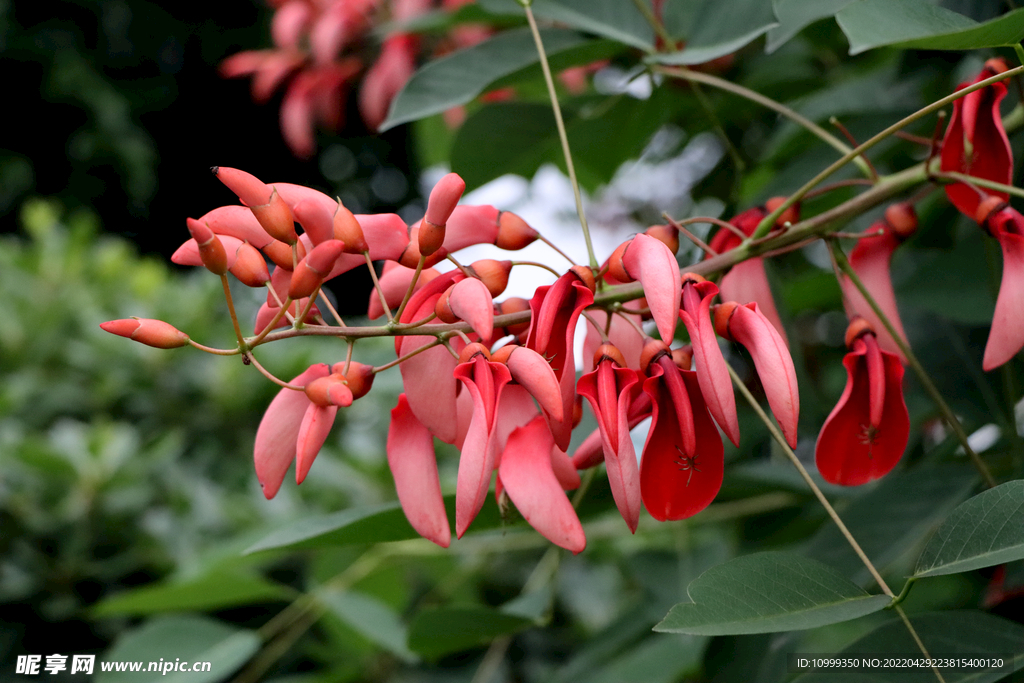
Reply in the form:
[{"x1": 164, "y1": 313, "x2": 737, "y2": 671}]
[
  {"x1": 728, "y1": 303, "x2": 800, "y2": 448},
  {"x1": 387, "y1": 394, "x2": 451, "y2": 547},
  {"x1": 254, "y1": 364, "x2": 329, "y2": 498},
  {"x1": 550, "y1": 445, "x2": 581, "y2": 491},
  {"x1": 292, "y1": 198, "x2": 336, "y2": 246},
  {"x1": 984, "y1": 229, "x2": 1024, "y2": 370},
  {"x1": 448, "y1": 277, "x2": 495, "y2": 340},
  {"x1": 171, "y1": 235, "x2": 244, "y2": 268},
  {"x1": 719, "y1": 258, "x2": 789, "y2": 346},
  {"x1": 197, "y1": 205, "x2": 274, "y2": 249},
  {"x1": 841, "y1": 227, "x2": 908, "y2": 362},
  {"x1": 680, "y1": 281, "x2": 740, "y2": 446},
  {"x1": 498, "y1": 416, "x2": 586, "y2": 553},
  {"x1": 295, "y1": 403, "x2": 338, "y2": 483},
  {"x1": 622, "y1": 233, "x2": 681, "y2": 343},
  {"x1": 505, "y1": 346, "x2": 564, "y2": 421},
  {"x1": 442, "y1": 205, "x2": 500, "y2": 252}
]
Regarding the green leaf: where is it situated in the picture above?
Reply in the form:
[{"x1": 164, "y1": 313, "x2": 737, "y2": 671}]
[
  {"x1": 836, "y1": 0, "x2": 1024, "y2": 55},
  {"x1": 320, "y1": 589, "x2": 418, "y2": 663},
  {"x1": 767, "y1": 0, "x2": 858, "y2": 53},
  {"x1": 914, "y1": 480, "x2": 1024, "y2": 578},
  {"x1": 92, "y1": 570, "x2": 291, "y2": 617},
  {"x1": 479, "y1": 0, "x2": 653, "y2": 50},
  {"x1": 654, "y1": 552, "x2": 890, "y2": 636},
  {"x1": 452, "y1": 102, "x2": 557, "y2": 191},
  {"x1": 898, "y1": 240, "x2": 996, "y2": 325},
  {"x1": 650, "y1": 0, "x2": 778, "y2": 65},
  {"x1": 793, "y1": 611, "x2": 1024, "y2": 683},
  {"x1": 406, "y1": 606, "x2": 535, "y2": 658},
  {"x1": 590, "y1": 636, "x2": 706, "y2": 683},
  {"x1": 804, "y1": 466, "x2": 978, "y2": 584},
  {"x1": 95, "y1": 616, "x2": 259, "y2": 683},
  {"x1": 245, "y1": 497, "x2": 501, "y2": 553},
  {"x1": 380, "y1": 28, "x2": 591, "y2": 131}
]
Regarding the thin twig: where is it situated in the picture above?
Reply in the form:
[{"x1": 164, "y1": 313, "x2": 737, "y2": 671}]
[
  {"x1": 662, "y1": 213, "x2": 718, "y2": 255},
  {"x1": 364, "y1": 251, "x2": 393, "y2": 322}
]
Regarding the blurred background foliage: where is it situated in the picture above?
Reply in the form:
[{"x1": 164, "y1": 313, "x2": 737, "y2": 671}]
[{"x1": 3, "y1": 0, "x2": 1024, "y2": 681}]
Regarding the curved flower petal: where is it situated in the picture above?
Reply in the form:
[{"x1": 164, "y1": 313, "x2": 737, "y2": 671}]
[
  {"x1": 984, "y1": 224, "x2": 1024, "y2": 370},
  {"x1": 499, "y1": 416, "x2": 586, "y2": 553},
  {"x1": 719, "y1": 258, "x2": 788, "y2": 346},
  {"x1": 725, "y1": 303, "x2": 800, "y2": 448},
  {"x1": 254, "y1": 364, "x2": 330, "y2": 499},
  {"x1": 622, "y1": 233, "x2": 681, "y2": 344},
  {"x1": 641, "y1": 365, "x2": 723, "y2": 521},
  {"x1": 841, "y1": 225, "x2": 909, "y2": 362},
  {"x1": 453, "y1": 355, "x2": 512, "y2": 537},
  {"x1": 504, "y1": 346, "x2": 563, "y2": 422},
  {"x1": 295, "y1": 403, "x2": 338, "y2": 483},
  {"x1": 815, "y1": 335, "x2": 909, "y2": 485},
  {"x1": 680, "y1": 280, "x2": 739, "y2": 446},
  {"x1": 387, "y1": 394, "x2": 451, "y2": 548},
  {"x1": 447, "y1": 277, "x2": 495, "y2": 340}
]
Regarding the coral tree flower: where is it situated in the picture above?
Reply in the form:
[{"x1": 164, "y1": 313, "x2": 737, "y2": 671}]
[
  {"x1": 713, "y1": 301, "x2": 800, "y2": 448},
  {"x1": 977, "y1": 199, "x2": 1024, "y2": 370},
  {"x1": 941, "y1": 58, "x2": 1012, "y2": 219},
  {"x1": 452, "y1": 343, "x2": 512, "y2": 538},
  {"x1": 577, "y1": 344, "x2": 643, "y2": 532},
  {"x1": 639, "y1": 340, "x2": 724, "y2": 521},
  {"x1": 525, "y1": 266, "x2": 596, "y2": 450},
  {"x1": 839, "y1": 203, "x2": 917, "y2": 363},
  {"x1": 816, "y1": 319, "x2": 909, "y2": 486},
  {"x1": 679, "y1": 274, "x2": 740, "y2": 446},
  {"x1": 606, "y1": 232, "x2": 681, "y2": 344}
]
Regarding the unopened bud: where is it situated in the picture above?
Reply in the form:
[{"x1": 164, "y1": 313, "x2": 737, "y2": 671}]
[
  {"x1": 495, "y1": 211, "x2": 538, "y2": 250},
  {"x1": 292, "y1": 198, "x2": 334, "y2": 246},
  {"x1": 606, "y1": 240, "x2": 632, "y2": 283},
  {"x1": 425, "y1": 173, "x2": 465, "y2": 228},
  {"x1": 644, "y1": 224, "x2": 679, "y2": 254},
  {"x1": 765, "y1": 196, "x2": 800, "y2": 227},
  {"x1": 230, "y1": 242, "x2": 271, "y2": 286},
  {"x1": 672, "y1": 345, "x2": 693, "y2": 370},
  {"x1": 470, "y1": 259, "x2": 512, "y2": 297},
  {"x1": 884, "y1": 202, "x2": 917, "y2": 239},
  {"x1": 333, "y1": 202, "x2": 368, "y2": 253},
  {"x1": 263, "y1": 240, "x2": 300, "y2": 270},
  {"x1": 251, "y1": 188, "x2": 298, "y2": 244},
  {"x1": 593, "y1": 344, "x2": 626, "y2": 368},
  {"x1": 435, "y1": 283, "x2": 459, "y2": 323},
  {"x1": 289, "y1": 240, "x2": 344, "y2": 298},
  {"x1": 186, "y1": 218, "x2": 228, "y2": 275},
  {"x1": 100, "y1": 318, "x2": 189, "y2": 349},
  {"x1": 305, "y1": 374, "x2": 353, "y2": 407},
  {"x1": 333, "y1": 361, "x2": 375, "y2": 399},
  {"x1": 499, "y1": 297, "x2": 531, "y2": 337},
  {"x1": 212, "y1": 166, "x2": 271, "y2": 207},
  {"x1": 975, "y1": 195, "x2": 1008, "y2": 227},
  {"x1": 418, "y1": 220, "x2": 446, "y2": 257}
]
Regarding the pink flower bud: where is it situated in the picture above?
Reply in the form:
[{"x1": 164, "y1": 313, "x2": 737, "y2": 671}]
[
  {"x1": 229, "y1": 242, "x2": 271, "y2": 287},
  {"x1": 100, "y1": 318, "x2": 189, "y2": 349},
  {"x1": 333, "y1": 203, "x2": 368, "y2": 253},
  {"x1": 186, "y1": 218, "x2": 228, "y2": 275},
  {"x1": 289, "y1": 240, "x2": 345, "y2": 298}
]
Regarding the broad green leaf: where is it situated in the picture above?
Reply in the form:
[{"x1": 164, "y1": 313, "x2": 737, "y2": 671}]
[
  {"x1": 767, "y1": 0, "x2": 858, "y2": 53},
  {"x1": 479, "y1": 0, "x2": 653, "y2": 50},
  {"x1": 95, "y1": 616, "x2": 259, "y2": 683},
  {"x1": 793, "y1": 611, "x2": 1024, "y2": 683},
  {"x1": 898, "y1": 240, "x2": 996, "y2": 325},
  {"x1": 380, "y1": 28, "x2": 590, "y2": 131},
  {"x1": 320, "y1": 589, "x2": 418, "y2": 662},
  {"x1": 451, "y1": 102, "x2": 557, "y2": 191},
  {"x1": 914, "y1": 480, "x2": 1024, "y2": 578},
  {"x1": 804, "y1": 466, "x2": 978, "y2": 584},
  {"x1": 92, "y1": 570, "x2": 291, "y2": 616},
  {"x1": 406, "y1": 606, "x2": 535, "y2": 658},
  {"x1": 654, "y1": 552, "x2": 890, "y2": 636},
  {"x1": 650, "y1": 0, "x2": 778, "y2": 65},
  {"x1": 836, "y1": 0, "x2": 1024, "y2": 54},
  {"x1": 245, "y1": 497, "x2": 502, "y2": 553}
]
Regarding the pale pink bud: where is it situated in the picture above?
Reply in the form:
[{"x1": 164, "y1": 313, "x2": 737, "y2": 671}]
[
  {"x1": 292, "y1": 198, "x2": 335, "y2": 246},
  {"x1": 186, "y1": 218, "x2": 228, "y2": 275},
  {"x1": 229, "y1": 242, "x2": 271, "y2": 287},
  {"x1": 100, "y1": 318, "x2": 189, "y2": 349},
  {"x1": 289, "y1": 240, "x2": 345, "y2": 298}
]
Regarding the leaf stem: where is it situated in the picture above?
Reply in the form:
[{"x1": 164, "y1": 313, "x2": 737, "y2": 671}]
[
  {"x1": 933, "y1": 171, "x2": 1024, "y2": 200},
  {"x1": 521, "y1": 0, "x2": 598, "y2": 271},
  {"x1": 829, "y1": 241, "x2": 997, "y2": 488},
  {"x1": 365, "y1": 251, "x2": 393, "y2": 322}
]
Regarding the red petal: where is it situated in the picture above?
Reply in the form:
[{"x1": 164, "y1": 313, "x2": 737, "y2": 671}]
[
  {"x1": 641, "y1": 368, "x2": 723, "y2": 520},
  {"x1": 387, "y1": 394, "x2": 451, "y2": 547},
  {"x1": 841, "y1": 226, "x2": 908, "y2": 362},
  {"x1": 680, "y1": 281, "x2": 740, "y2": 446},
  {"x1": 447, "y1": 277, "x2": 495, "y2": 340},
  {"x1": 815, "y1": 339, "x2": 909, "y2": 485},
  {"x1": 719, "y1": 258, "x2": 788, "y2": 346},
  {"x1": 622, "y1": 233, "x2": 681, "y2": 343},
  {"x1": 499, "y1": 416, "x2": 586, "y2": 553},
  {"x1": 254, "y1": 364, "x2": 329, "y2": 498},
  {"x1": 728, "y1": 303, "x2": 800, "y2": 447},
  {"x1": 984, "y1": 226, "x2": 1024, "y2": 370},
  {"x1": 295, "y1": 403, "x2": 338, "y2": 483}
]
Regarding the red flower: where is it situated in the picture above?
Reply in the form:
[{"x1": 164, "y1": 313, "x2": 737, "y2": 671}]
[
  {"x1": 941, "y1": 58, "x2": 1012, "y2": 219},
  {"x1": 978, "y1": 200, "x2": 1024, "y2": 371},
  {"x1": 639, "y1": 341, "x2": 724, "y2": 520},
  {"x1": 815, "y1": 319, "x2": 909, "y2": 486},
  {"x1": 577, "y1": 344, "x2": 643, "y2": 532}
]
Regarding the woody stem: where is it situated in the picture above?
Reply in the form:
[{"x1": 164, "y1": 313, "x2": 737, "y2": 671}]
[
  {"x1": 725, "y1": 364, "x2": 894, "y2": 597},
  {"x1": 829, "y1": 242, "x2": 998, "y2": 488},
  {"x1": 520, "y1": 0, "x2": 598, "y2": 271}
]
